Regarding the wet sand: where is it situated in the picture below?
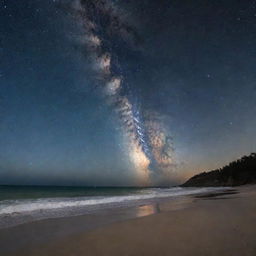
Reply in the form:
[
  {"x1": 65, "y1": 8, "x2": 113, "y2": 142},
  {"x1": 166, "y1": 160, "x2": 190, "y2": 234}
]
[{"x1": 1, "y1": 185, "x2": 256, "y2": 256}]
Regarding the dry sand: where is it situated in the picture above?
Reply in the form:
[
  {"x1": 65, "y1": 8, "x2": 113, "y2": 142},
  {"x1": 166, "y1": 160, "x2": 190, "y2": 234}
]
[
  {"x1": 2, "y1": 185, "x2": 256, "y2": 256},
  {"x1": 17, "y1": 186, "x2": 256, "y2": 256}
]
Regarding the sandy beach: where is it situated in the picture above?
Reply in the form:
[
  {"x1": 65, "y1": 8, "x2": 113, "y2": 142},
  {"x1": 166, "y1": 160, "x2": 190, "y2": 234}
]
[{"x1": 1, "y1": 185, "x2": 256, "y2": 256}]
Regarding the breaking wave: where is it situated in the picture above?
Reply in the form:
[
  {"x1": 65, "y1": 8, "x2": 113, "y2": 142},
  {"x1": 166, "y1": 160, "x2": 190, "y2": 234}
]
[{"x1": 0, "y1": 187, "x2": 225, "y2": 216}]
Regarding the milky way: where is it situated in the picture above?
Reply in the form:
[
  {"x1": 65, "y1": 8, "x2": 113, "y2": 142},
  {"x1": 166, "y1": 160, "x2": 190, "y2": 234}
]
[{"x1": 71, "y1": 0, "x2": 174, "y2": 185}]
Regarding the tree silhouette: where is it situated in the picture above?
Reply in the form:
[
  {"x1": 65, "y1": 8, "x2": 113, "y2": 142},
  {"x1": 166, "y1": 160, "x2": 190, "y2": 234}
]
[{"x1": 182, "y1": 153, "x2": 256, "y2": 187}]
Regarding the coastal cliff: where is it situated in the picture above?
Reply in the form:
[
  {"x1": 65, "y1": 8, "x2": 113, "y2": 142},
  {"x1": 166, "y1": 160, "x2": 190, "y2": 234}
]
[{"x1": 182, "y1": 153, "x2": 256, "y2": 187}]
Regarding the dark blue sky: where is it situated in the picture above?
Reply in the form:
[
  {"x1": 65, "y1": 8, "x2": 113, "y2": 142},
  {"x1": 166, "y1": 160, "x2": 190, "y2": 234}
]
[{"x1": 0, "y1": 0, "x2": 256, "y2": 186}]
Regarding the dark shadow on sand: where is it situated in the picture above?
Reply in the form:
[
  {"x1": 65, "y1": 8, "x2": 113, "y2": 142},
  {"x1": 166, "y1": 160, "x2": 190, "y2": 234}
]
[{"x1": 193, "y1": 189, "x2": 238, "y2": 200}]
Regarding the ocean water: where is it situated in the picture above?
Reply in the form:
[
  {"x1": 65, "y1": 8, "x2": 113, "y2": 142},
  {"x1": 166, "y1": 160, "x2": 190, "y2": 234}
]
[{"x1": 0, "y1": 185, "x2": 225, "y2": 228}]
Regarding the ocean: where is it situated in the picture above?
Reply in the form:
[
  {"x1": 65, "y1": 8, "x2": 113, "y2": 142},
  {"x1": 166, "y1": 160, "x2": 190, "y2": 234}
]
[{"x1": 0, "y1": 185, "x2": 225, "y2": 228}]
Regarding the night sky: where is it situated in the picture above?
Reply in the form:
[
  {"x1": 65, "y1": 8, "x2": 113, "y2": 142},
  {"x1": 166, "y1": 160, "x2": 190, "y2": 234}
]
[{"x1": 1, "y1": 0, "x2": 256, "y2": 186}]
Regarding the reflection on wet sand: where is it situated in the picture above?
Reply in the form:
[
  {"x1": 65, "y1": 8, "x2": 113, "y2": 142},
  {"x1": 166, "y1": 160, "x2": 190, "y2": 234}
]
[
  {"x1": 135, "y1": 197, "x2": 194, "y2": 218},
  {"x1": 135, "y1": 204, "x2": 161, "y2": 217}
]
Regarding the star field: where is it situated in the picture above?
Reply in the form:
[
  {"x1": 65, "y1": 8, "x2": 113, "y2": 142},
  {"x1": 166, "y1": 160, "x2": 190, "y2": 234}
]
[{"x1": 0, "y1": 0, "x2": 256, "y2": 186}]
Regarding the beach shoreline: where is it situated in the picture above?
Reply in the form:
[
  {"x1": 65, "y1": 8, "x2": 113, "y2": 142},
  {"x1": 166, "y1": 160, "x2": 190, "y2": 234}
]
[{"x1": 1, "y1": 185, "x2": 256, "y2": 256}]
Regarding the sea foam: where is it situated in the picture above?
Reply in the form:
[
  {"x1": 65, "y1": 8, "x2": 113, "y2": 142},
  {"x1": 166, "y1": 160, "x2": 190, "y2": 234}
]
[{"x1": 0, "y1": 187, "x2": 224, "y2": 216}]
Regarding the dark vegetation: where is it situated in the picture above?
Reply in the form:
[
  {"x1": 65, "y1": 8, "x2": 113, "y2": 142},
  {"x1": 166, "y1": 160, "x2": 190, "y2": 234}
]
[{"x1": 182, "y1": 153, "x2": 256, "y2": 187}]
